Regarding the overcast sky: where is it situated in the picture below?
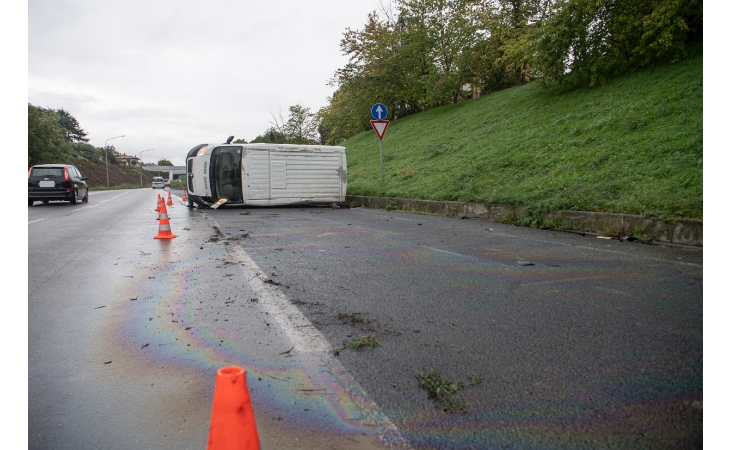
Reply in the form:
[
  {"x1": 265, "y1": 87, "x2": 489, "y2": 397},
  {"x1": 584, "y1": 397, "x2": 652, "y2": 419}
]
[{"x1": 28, "y1": 0, "x2": 385, "y2": 165}]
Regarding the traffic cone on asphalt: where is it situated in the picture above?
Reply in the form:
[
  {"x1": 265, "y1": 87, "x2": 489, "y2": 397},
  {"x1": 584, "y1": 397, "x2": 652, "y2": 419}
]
[
  {"x1": 153, "y1": 202, "x2": 176, "y2": 239},
  {"x1": 155, "y1": 194, "x2": 162, "y2": 212},
  {"x1": 207, "y1": 366, "x2": 259, "y2": 450},
  {"x1": 182, "y1": 189, "x2": 188, "y2": 202},
  {"x1": 167, "y1": 191, "x2": 174, "y2": 206}
]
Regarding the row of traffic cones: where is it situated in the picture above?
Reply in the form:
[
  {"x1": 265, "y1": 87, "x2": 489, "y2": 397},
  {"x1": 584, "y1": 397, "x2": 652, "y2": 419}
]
[
  {"x1": 152, "y1": 191, "x2": 259, "y2": 446},
  {"x1": 153, "y1": 193, "x2": 176, "y2": 239}
]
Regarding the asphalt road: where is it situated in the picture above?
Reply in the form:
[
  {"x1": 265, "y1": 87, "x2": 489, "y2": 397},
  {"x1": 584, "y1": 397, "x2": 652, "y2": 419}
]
[{"x1": 28, "y1": 189, "x2": 702, "y2": 449}]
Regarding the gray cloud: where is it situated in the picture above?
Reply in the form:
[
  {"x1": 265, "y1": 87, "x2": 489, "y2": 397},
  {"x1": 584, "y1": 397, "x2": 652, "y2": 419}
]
[{"x1": 29, "y1": 0, "x2": 380, "y2": 164}]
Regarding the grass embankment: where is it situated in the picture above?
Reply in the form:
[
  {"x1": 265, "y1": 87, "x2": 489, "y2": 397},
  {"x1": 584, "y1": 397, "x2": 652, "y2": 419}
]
[
  {"x1": 70, "y1": 157, "x2": 185, "y2": 191},
  {"x1": 344, "y1": 45, "x2": 702, "y2": 222}
]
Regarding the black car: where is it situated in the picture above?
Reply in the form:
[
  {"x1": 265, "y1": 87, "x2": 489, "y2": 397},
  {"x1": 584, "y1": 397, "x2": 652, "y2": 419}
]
[{"x1": 28, "y1": 164, "x2": 89, "y2": 206}]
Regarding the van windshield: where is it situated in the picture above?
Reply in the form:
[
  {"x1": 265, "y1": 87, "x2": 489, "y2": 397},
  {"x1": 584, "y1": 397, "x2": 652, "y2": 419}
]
[{"x1": 214, "y1": 147, "x2": 243, "y2": 203}]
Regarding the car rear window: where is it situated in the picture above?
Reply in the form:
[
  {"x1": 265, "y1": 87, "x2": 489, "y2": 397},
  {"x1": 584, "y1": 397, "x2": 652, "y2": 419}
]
[{"x1": 31, "y1": 168, "x2": 64, "y2": 177}]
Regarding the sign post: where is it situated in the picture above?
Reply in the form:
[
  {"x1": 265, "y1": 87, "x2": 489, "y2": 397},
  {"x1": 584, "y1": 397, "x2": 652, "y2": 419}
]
[{"x1": 370, "y1": 103, "x2": 389, "y2": 185}]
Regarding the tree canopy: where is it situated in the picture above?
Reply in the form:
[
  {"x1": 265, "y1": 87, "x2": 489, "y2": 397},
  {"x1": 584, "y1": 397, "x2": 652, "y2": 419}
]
[{"x1": 315, "y1": 0, "x2": 702, "y2": 144}]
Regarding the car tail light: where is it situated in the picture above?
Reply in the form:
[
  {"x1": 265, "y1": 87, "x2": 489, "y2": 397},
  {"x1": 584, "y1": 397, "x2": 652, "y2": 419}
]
[{"x1": 64, "y1": 167, "x2": 70, "y2": 181}]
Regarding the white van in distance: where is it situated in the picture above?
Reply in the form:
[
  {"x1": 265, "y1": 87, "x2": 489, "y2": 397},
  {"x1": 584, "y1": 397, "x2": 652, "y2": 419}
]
[{"x1": 185, "y1": 137, "x2": 346, "y2": 208}]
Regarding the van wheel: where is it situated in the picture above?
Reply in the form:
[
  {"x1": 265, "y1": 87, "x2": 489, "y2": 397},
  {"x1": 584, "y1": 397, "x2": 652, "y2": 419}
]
[{"x1": 70, "y1": 189, "x2": 78, "y2": 205}]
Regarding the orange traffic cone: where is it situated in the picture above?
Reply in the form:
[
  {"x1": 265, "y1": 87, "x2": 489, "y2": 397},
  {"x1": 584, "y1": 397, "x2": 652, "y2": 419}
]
[
  {"x1": 182, "y1": 189, "x2": 188, "y2": 202},
  {"x1": 207, "y1": 366, "x2": 259, "y2": 450},
  {"x1": 155, "y1": 194, "x2": 162, "y2": 212},
  {"x1": 167, "y1": 191, "x2": 174, "y2": 206},
  {"x1": 154, "y1": 202, "x2": 176, "y2": 239}
]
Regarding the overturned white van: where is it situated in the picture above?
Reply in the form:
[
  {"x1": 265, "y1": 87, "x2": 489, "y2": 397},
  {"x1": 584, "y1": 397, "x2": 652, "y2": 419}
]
[{"x1": 185, "y1": 138, "x2": 347, "y2": 208}]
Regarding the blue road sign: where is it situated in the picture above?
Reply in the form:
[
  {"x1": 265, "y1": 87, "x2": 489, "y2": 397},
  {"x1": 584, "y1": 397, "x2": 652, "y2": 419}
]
[{"x1": 371, "y1": 103, "x2": 388, "y2": 120}]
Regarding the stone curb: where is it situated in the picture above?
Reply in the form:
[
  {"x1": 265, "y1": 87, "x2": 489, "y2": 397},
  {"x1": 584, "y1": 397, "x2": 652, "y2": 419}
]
[{"x1": 345, "y1": 195, "x2": 702, "y2": 248}]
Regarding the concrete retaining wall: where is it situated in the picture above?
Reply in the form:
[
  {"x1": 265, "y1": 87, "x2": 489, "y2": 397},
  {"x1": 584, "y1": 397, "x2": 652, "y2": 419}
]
[{"x1": 346, "y1": 195, "x2": 702, "y2": 248}]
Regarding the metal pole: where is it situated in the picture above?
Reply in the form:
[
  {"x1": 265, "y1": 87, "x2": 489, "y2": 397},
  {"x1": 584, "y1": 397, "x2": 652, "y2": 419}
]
[
  {"x1": 138, "y1": 149, "x2": 153, "y2": 187},
  {"x1": 379, "y1": 139, "x2": 384, "y2": 185},
  {"x1": 104, "y1": 135, "x2": 125, "y2": 188}
]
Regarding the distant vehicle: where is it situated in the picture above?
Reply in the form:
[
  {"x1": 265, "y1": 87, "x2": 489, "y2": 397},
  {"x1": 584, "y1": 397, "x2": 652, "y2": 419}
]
[
  {"x1": 185, "y1": 137, "x2": 347, "y2": 208},
  {"x1": 152, "y1": 177, "x2": 165, "y2": 189},
  {"x1": 29, "y1": 164, "x2": 89, "y2": 206},
  {"x1": 164, "y1": 179, "x2": 170, "y2": 187}
]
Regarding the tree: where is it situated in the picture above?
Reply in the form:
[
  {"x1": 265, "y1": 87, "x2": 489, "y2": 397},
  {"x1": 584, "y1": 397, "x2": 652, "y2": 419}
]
[
  {"x1": 269, "y1": 104, "x2": 320, "y2": 144},
  {"x1": 532, "y1": 0, "x2": 703, "y2": 85},
  {"x1": 28, "y1": 104, "x2": 73, "y2": 167},
  {"x1": 251, "y1": 128, "x2": 287, "y2": 144},
  {"x1": 56, "y1": 109, "x2": 89, "y2": 143},
  {"x1": 157, "y1": 159, "x2": 174, "y2": 166}
]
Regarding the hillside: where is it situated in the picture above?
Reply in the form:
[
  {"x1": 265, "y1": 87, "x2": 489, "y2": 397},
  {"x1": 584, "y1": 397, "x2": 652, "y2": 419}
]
[
  {"x1": 71, "y1": 158, "x2": 159, "y2": 189},
  {"x1": 343, "y1": 45, "x2": 702, "y2": 222}
]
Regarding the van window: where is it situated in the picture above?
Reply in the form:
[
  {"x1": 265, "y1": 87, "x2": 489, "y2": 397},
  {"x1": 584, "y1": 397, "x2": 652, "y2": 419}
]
[{"x1": 213, "y1": 146, "x2": 243, "y2": 203}]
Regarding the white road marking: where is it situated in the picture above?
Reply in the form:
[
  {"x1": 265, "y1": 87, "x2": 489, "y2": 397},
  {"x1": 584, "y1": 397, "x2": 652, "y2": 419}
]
[
  {"x1": 28, "y1": 219, "x2": 46, "y2": 225},
  {"x1": 200, "y1": 212, "x2": 407, "y2": 447}
]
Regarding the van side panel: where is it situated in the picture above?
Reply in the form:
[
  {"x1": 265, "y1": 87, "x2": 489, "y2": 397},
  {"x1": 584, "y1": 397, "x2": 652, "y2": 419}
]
[
  {"x1": 242, "y1": 149, "x2": 270, "y2": 205},
  {"x1": 269, "y1": 152, "x2": 343, "y2": 203}
]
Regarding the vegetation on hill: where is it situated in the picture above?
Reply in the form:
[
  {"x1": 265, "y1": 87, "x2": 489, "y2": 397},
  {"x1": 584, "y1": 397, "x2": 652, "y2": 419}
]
[
  {"x1": 318, "y1": 0, "x2": 702, "y2": 144},
  {"x1": 28, "y1": 104, "x2": 159, "y2": 188},
  {"x1": 344, "y1": 44, "x2": 702, "y2": 222}
]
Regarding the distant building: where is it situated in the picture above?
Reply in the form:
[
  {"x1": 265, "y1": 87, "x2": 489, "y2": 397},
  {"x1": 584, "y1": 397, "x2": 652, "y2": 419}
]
[{"x1": 116, "y1": 153, "x2": 140, "y2": 166}]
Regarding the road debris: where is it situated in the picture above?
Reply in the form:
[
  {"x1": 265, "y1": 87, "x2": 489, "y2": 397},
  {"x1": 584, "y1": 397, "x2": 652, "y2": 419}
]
[
  {"x1": 416, "y1": 370, "x2": 482, "y2": 413},
  {"x1": 334, "y1": 335, "x2": 379, "y2": 355},
  {"x1": 141, "y1": 343, "x2": 149, "y2": 349},
  {"x1": 94, "y1": 305, "x2": 106, "y2": 310},
  {"x1": 517, "y1": 260, "x2": 534, "y2": 266},
  {"x1": 104, "y1": 361, "x2": 112, "y2": 365},
  {"x1": 279, "y1": 346, "x2": 295, "y2": 356},
  {"x1": 129, "y1": 296, "x2": 138, "y2": 301},
  {"x1": 210, "y1": 198, "x2": 228, "y2": 209}
]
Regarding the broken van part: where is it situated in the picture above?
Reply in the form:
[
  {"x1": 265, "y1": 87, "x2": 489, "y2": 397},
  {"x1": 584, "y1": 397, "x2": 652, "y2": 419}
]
[{"x1": 185, "y1": 138, "x2": 347, "y2": 209}]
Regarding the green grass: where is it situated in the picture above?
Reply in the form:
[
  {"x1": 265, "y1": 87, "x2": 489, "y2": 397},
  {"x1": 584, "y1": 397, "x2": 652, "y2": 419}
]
[
  {"x1": 333, "y1": 335, "x2": 380, "y2": 355},
  {"x1": 344, "y1": 45, "x2": 702, "y2": 222},
  {"x1": 415, "y1": 370, "x2": 482, "y2": 413}
]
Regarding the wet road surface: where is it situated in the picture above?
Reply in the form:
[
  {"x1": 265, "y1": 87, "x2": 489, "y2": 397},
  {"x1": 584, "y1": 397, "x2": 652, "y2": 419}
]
[{"x1": 29, "y1": 189, "x2": 702, "y2": 449}]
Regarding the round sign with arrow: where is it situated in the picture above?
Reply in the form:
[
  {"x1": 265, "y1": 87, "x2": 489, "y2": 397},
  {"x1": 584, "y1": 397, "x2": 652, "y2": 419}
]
[{"x1": 371, "y1": 103, "x2": 388, "y2": 120}]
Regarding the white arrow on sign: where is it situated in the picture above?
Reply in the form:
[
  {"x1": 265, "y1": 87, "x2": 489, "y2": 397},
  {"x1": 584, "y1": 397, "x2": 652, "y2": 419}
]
[
  {"x1": 370, "y1": 120, "x2": 389, "y2": 140},
  {"x1": 375, "y1": 105, "x2": 384, "y2": 119}
]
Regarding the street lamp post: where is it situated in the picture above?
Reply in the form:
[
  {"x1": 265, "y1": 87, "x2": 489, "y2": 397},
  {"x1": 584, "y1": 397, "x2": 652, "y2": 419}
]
[
  {"x1": 138, "y1": 149, "x2": 154, "y2": 186},
  {"x1": 104, "y1": 135, "x2": 125, "y2": 188}
]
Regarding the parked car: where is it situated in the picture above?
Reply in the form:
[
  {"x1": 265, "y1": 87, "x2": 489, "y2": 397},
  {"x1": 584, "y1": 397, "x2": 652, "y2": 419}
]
[
  {"x1": 152, "y1": 177, "x2": 165, "y2": 189},
  {"x1": 29, "y1": 164, "x2": 89, "y2": 206},
  {"x1": 164, "y1": 178, "x2": 170, "y2": 187}
]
